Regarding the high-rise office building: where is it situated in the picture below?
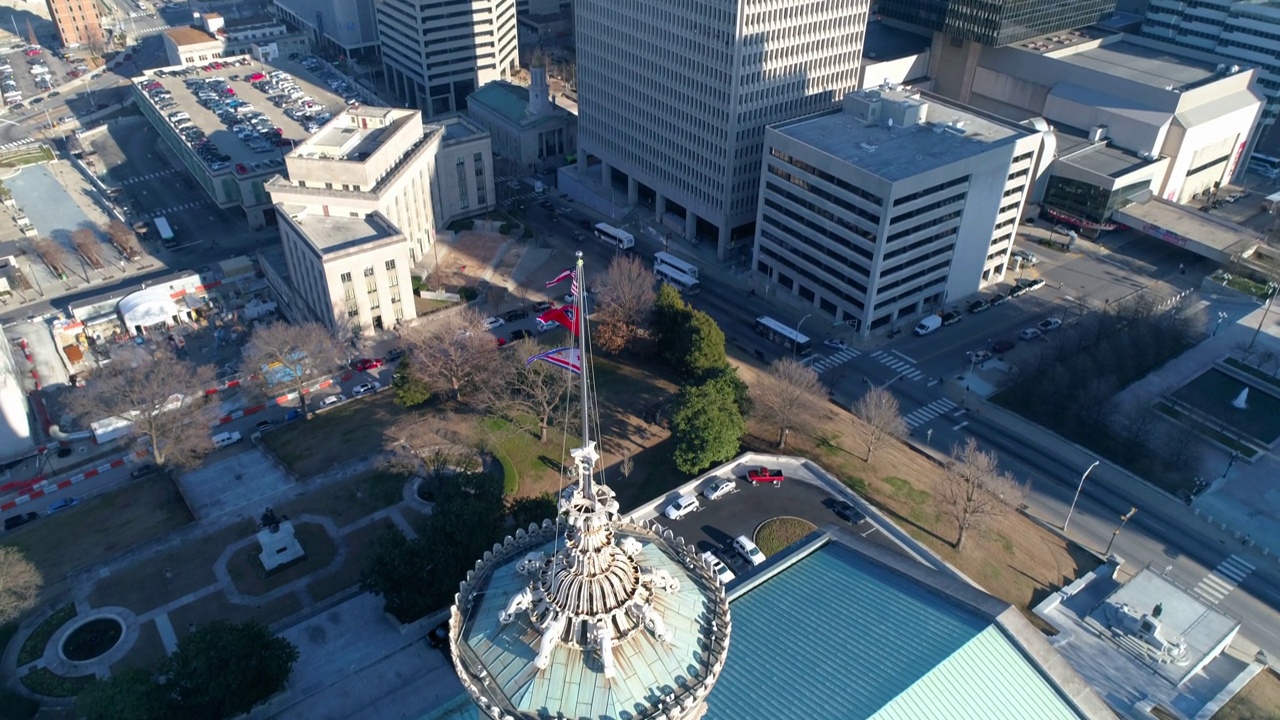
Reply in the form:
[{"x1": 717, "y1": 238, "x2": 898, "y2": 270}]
[
  {"x1": 878, "y1": 0, "x2": 1118, "y2": 47},
  {"x1": 376, "y1": 0, "x2": 519, "y2": 117},
  {"x1": 45, "y1": 0, "x2": 104, "y2": 49},
  {"x1": 573, "y1": 0, "x2": 869, "y2": 259}
]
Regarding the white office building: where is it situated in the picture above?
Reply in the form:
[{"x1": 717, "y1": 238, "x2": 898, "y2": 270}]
[
  {"x1": 273, "y1": 0, "x2": 380, "y2": 58},
  {"x1": 376, "y1": 0, "x2": 519, "y2": 117},
  {"x1": 570, "y1": 0, "x2": 870, "y2": 259},
  {"x1": 753, "y1": 86, "x2": 1044, "y2": 336},
  {"x1": 1140, "y1": 0, "x2": 1280, "y2": 151}
]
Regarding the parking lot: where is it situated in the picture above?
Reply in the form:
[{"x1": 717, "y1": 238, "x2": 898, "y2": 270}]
[{"x1": 0, "y1": 42, "x2": 86, "y2": 111}]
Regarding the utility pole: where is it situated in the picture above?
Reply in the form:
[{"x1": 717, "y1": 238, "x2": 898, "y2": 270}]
[{"x1": 1105, "y1": 507, "x2": 1138, "y2": 556}]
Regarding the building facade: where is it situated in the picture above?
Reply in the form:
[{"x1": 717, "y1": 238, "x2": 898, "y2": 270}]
[
  {"x1": 878, "y1": 0, "x2": 1118, "y2": 47},
  {"x1": 1140, "y1": 0, "x2": 1280, "y2": 151},
  {"x1": 162, "y1": 14, "x2": 308, "y2": 66},
  {"x1": 45, "y1": 0, "x2": 104, "y2": 49},
  {"x1": 573, "y1": 0, "x2": 869, "y2": 259},
  {"x1": 466, "y1": 62, "x2": 576, "y2": 170},
  {"x1": 376, "y1": 0, "x2": 519, "y2": 117},
  {"x1": 753, "y1": 86, "x2": 1043, "y2": 336},
  {"x1": 272, "y1": 0, "x2": 380, "y2": 58}
]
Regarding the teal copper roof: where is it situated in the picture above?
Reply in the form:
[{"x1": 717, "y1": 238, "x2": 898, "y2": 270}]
[{"x1": 704, "y1": 541, "x2": 1087, "y2": 720}]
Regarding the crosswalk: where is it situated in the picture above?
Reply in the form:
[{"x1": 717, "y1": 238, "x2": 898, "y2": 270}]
[
  {"x1": 903, "y1": 398, "x2": 958, "y2": 429},
  {"x1": 151, "y1": 200, "x2": 206, "y2": 216},
  {"x1": 1193, "y1": 555, "x2": 1254, "y2": 604},
  {"x1": 119, "y1": 168, "x2": 179, "y2": 185},
  {"x1": 809, "y1": 348, "x2": 860, "y2": 373},
  {"x1": 0, "y1": 137, "x2": 35, "y2": 151},
  {"x1": 869, "y1": 349, "x2": 925, "y2": 381}
]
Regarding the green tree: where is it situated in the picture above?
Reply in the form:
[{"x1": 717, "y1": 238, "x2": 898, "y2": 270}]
[
  {"x1": 360, "y1": 527, "x2": 435, "y2": 623},
  {"x1": 391, "y1": 357, "x2": 431, "y2": 408},
  {"x1": 703, "y1": 364, "x2": 751, "y2": 417},
  {"x1": 424, "y1": 471, "x2": 506, "y2": 589},
  {"x1": 76, "y1": 668, "x2": 169, "y2": 720},
  {"x1": 507, "y1": 492, "x2": 560, "y2": 527},
  {"x1": 651, "y1": 284, "x2": 691, "y2": 355},
  {"x1": 676, "y1": 310, "x2": 728, "y2": 381},
  {"x1": 670, "y1": 375, "x2": 745, "y2": 474},
  {"x1": 165, "y1": 620, "x2": 299, "y2": 720}
]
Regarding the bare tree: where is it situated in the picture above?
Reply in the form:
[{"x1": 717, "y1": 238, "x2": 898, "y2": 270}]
[
  {"x1": 0, "y1": 546, "x2": 41, "y2": 624},
  {"x1": 400, "y1": 308, "x2": 502, "y2": 404},
  {"x1": 483, "y1": 338, "x2": 574, "y2": 442},
  {"x1": 619, "y1": 450, "x2": 634, "y2": 478},
  {"x1": 750, "y1": 358, "x2": 826, "y2": 449},
  {"x1": 596, "y1": 255, "x2": 656, "y2": 354},
  {"x1": 29, "y1": 237, "x2": 69, "y2": 279},
  {"x1": 851, "y1": 386, "x2": 907, "y2": 463},
  {"x1": 106, "y1": 219, "x2": 142, "y2": 260},
  {"x1": 69, "y1": 348, "x2": 219, "y2": 467},
  {"x1": 242, "y1": 321, "x2": 345, "y2": 419},
  {"x1": 383, "y1": 414, "x2": 479, "y2": 480},
  {"x1": 71, "y1": 227, "x2": 105, "y2": 270},
  {"x1": 934, "y1": 438, "x2": 1026, "y2": 552}
]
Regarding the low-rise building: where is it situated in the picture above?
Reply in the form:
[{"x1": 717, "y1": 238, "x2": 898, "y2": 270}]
[
  {"x1": 753, "y1": 86, "x2": 1044, "y2": 336},
  {"x1": 466, "y1": 60, "x2": 576, "y2": 172},
  {"x1": 162, "y1": 13, "x2": 308, "y2": 66},
  {"x1": 266, "y1": 107, "x2": 495, "y2": 336},
  {"x1": 45, "y1": 0, "x2": 104, "y2": 49}
]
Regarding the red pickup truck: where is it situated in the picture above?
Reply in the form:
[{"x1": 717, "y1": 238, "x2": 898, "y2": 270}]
[{"x1": 746, "y1": 467, "x2": 785, "y2": 486}]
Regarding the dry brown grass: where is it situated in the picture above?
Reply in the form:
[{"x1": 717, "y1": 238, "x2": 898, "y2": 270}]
[
  {"x1": 1214, "y1": 668, "x2": 1280, "y2": 720},
  {"x1": 432, "y1": 230, "x2": 510, "y2": 289},
  {"x1": 225, "y1": 522, "x2": 338, "y2": 597},
  {"x1": 167, "y1": 591, "x2": 304, "y2": 641},
  {"x1": 735, "y1": 361, "x2": 1096, "y2": 613},
  {"x1": 118, "y1": 618, "x2": 169, "y2": 671},
  {"x1": 307, "y1": 518, "x2": 398, "y2": 602}
]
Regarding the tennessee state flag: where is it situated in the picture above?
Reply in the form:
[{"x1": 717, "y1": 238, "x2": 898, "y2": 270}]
[{"x1": 538, "y1": 306, "x2": 579, "y2": 336}]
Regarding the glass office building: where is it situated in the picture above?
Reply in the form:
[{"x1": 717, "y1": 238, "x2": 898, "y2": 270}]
[{"x1": 878, "y1": 0, "x2": 1118, "y2": 46}]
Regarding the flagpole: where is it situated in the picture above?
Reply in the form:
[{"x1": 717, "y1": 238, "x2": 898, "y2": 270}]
[{"x1": 575, "y1": 251, "x2": 591, "y2": 498}]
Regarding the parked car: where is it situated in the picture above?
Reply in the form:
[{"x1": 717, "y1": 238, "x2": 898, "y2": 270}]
[
  {"x1": 502, "y1": 309, "x2": 529, "y2": 322},
  {"x1": 832, "y1": 500, "x2": 865, "y2": 524},
  {"x1": 1037, "y1": 317, "x2": 1063, "y2": 332},
  {"x1": 1018, "y1": 327, "x2": 1043, "y2": 341},
  {"x1": 384, "y1": 348, "x2": 405, "y2": 362},
  {"x1": 703, "y1": 477, "x2": 738, "y2": 501},
  {"x1": 941, "y1": 311, "x2": 963, "y2": 326},
  {"x1": 1018, "y1": 278, "x2": 1046, "y2": 292},
  {"x1": 482, "y1": 316, "x2": 505, "y2": 330},
  {"x1": 131, "y1": 463, "x2": 158, "y2": 479},
  {"x1": 352, "y1": 381, "x2": 380, "y2": 396},
  {"x1": 509, "y1": 329, "x2": 533, "y2": 342},
  {"x1": 746, "y1": 467, "x2": 785, "y2": 486},
  {"x1": 255, "y1": 420, "x2": 273, "y2": 433},
  {"x1": 663, "y1": 495, "x2": 701, "y2": 520},
  {"x1": 3, "y1": 512, "x2": 39, "y2": 531},
  {"x1": 353, "y1": 357, "x2": 384, "y2": 371},
  {"x1": 320, "y1": 393, "x2": 345, "y2": 407},
  {"x1": 967, "y1": 350, "x2": 993, "y2": 364},
  {"x1": 968, "y1": 299, "x2": 990, "y2": 314},
  {"x1": 992, "y1": 339, "x2": 1016, "y2": 354},
  {"x1": 701, "y1": 551, "x2": 736, "y2": 584},
  {"x1": 823, "y1": 338, "x2": 848, "y2": 351},
  {"x1": 732, "y1": 535, "x2": 766, "y2": 566},
  {"x1": 1009, "y1": 284, "x2": 1032, "y2": 298},
  {"x1": 532, "y1": 301, "x2": 555, "y2": 313},
  {"x1": 1011, "y1": 249, "x2": 1039, "y2": 266},
  {"x1": 46, "y1": 497, "x2": 79, "y2": 514},
  {"x1": 535, "y1": 318, "x2": 559, "y2": 333}
]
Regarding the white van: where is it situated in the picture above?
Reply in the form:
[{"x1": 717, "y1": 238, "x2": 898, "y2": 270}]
[
  {"x1": 211, "y1": 430, "x2": 242, "y2": 448},
  {"x1": 913, "y1": 315, "x2": 942, "y2": 336}
]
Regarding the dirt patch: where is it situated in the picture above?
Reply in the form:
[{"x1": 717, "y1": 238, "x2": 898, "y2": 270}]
[
  {"x1": 277, "y1": 471, "x2": 407, "y2": 527},
  {"x1": 430, "y1": 230, "x2": 509, "y2": 289},
  {"x1": 263, "y1": 392, "x2": 407, "y2": 476},
  {"x1": 1214, "y1": 668, "x2": 1280, "y2": 720},
  {"x1": 225, "y1": 522, "x2": 338, "y2": 597},
  {"x1": 307, "y1": 518, "x2": 398, "y2": 602},
  {"x1": 88, "y1": 520, "x2": 255, "y2": 614}
]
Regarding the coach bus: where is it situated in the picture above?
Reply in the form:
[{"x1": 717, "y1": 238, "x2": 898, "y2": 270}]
[
  {"x1": 594, "y1": 223, "x2": 635, "y2": 250},
  {"x1": 655, "y1": 264, "x2": 701, "y2": 294},
  {"x1": 754, "y1": 316, "x2": 812, "y2": 356},
  {"x1": 654, "y1": 251, "x2": 699, "y2": 279}
]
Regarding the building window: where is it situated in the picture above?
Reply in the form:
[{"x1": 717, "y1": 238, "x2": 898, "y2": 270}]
[
  {"x1": 363, "y1": 266, "x2": 375, "y2": 277},
  {"x1": 385, "y1": 259, "x2": 396, "y2": 271},
  {"x1": 456, "y1": 158, "x2": 469, "y2": 209}
]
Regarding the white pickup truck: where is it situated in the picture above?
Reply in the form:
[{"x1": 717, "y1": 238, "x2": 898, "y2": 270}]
[{"x1": 211, "y1": 430, "x2": 242, "y2": 448}]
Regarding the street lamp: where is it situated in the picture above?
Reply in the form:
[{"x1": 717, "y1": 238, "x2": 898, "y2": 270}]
[
  {"x1": 1219, "y1": 450, "x2": 1239, "y2": 481},
  {"x1": 1212, "y1": 311, "x2": 1228, "y2": 338},
  {"x1": 1105, "y1": 506, "x2": 1138, "y2": 556},
  {"x1": 1063, "y1": 460, "x2": 1100, "y2": 535},
  {"x1": 793, "y1": 313, "x2": 811, "y2": 357}
]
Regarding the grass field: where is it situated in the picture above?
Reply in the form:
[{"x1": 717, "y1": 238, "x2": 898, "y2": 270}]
[
  {"x1": 225, "y1": 522, "x2": 337, "y2": 596},
  {"x1": 1214, "y1": 668, "x2": 1280, "y2": 720},
  {"x1": 263, "y1": 393, "x2": 407, "y2": 477},
  {"x1": 754, "y1": 517, "x2": 817, "y2": 556},
  {"x1": 278, "y1": 470, "x2": 407, "y2": 527},
  {"x1": 167, "y1": 591, "x2": 303, "y2": 641},
  {"x1": 2, "y1": 474, "x2": 193, "y2": 591},
  {"x1": 307, "y1": 518, "x2": 397, "y2": 602},
  {"x1": 118, "y1": 619, "x2": 169, "y2": 671}
]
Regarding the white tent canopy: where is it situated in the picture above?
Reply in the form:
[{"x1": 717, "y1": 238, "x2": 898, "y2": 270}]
[{"x1": 118, "y1": 286, "x2": 182, "y2": 333}]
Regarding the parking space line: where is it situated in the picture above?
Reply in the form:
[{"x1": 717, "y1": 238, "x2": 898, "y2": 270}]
[{"x1": 952, "y1": 421, "x2": 969, "y2": 430}]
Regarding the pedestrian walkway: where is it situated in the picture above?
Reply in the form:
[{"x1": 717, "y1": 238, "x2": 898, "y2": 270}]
[
  {"x1": 150, "y1": 200, "x2": 207, "y2": 217},
  {"x1": 868, "y1": 349, "x2": 925, "y2": 381},
  {"x1": 809, "y1": 347, "x2": 860, "y2": 374},
  {"x1": 119, "y1": 168, "x2": 179, "y2": 185},
  {"x1": 1193, "y1": 555, "x2": 1256, "y2": 605},
  {"x1": 0, "y1": 137, "x2": 35, "y2": 151},
  {"x1": 903, "y1": 398, "x2": 958, "y2": 430}
]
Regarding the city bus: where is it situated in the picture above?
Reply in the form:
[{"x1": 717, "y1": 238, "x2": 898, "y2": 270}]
[
  {"x1": 754, "y1": 316, "x2": 812, "y2": 356},
  {"x1": 1248, "y1": 153, "x2": 1280, "y2": 178},
  {"x1": 153, "y1": 216, "x2": 175, "y2": 247},
  {"x1": 654, "y1": 251, "x2": 699, "y2": 279},
  {"x1": 593, "y1": 223, "x2": 635, "y2": 250},
  {"x1": 655, "y1": 264, "x2": 701, "y2": 294}
]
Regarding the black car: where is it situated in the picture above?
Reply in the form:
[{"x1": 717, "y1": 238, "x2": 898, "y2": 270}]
[
  {"x1": 941, "y1": 311, "x2": 963, "y2": 326},
  {"x1": 130, "y1": 463, "x2": 158, "y2": 479},
  {"x1": 532, "y1": 301, "x2": 554, "y2": 312},
  {"x1": 832, "y1": 501, "x2": 865, "y2": 524},
  {"x1": 502, "y1": 309, "x2": 529, "y2": 322},
  {"x1": 992, "y1": 339, "x2": 1016, "y2": 354},
  {"x1": 967, "y1": 299, "x2": 990, "y2": 314},
  {"x1": 384, "y1": 347, "x2": 405, "y2": 362},
  {"x1": 509, "y1": 329, "x2": 533, "y2": 341},
  {"x1": 4, "y1": 511, "x2": 40, "y2": 531}
]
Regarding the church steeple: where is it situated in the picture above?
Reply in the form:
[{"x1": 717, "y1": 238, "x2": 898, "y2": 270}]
[{"x1": 528, "y1": 48, "x2": 552, "y2": 117}]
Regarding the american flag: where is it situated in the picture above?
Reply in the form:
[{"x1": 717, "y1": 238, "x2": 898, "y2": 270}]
[
  {"x1": 526, "y1": 347, "x2": 582, "y2": 375},
  {"x1": 545, "y1": 268, "x2": 574, "y2": 288},
  {"x1": 570, "y1": 272, "x2": 580, "y2": 299}
]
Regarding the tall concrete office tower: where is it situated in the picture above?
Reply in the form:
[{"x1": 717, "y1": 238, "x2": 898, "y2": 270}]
[
  {"x1": 376, "y1": 0, "x2": 519, "y2": 117},
  {"x1": 573, "y1": 0, "x2": 869, "y2": 259}
]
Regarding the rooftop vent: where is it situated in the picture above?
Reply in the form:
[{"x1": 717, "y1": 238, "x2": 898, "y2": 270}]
[{"x1": 860, "y1": 142, "x2": 879, "y2": 152}]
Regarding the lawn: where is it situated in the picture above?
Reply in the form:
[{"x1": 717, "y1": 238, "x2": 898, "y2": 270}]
[
  {"x1": 754, "y1": 517, "x2": 817, "y2": 555},
  {"x1": 2, "y1": 474, "x2": 193, "y2": 591},
  {"x1": 167, "y1": 591, "x2": 304, "y2": 641},
  {"x1": 307, "y1": 518, "x2": 397, "y2": 602},
  {"x1": 117, "y1": 619, "x2": 169, "y2": 671},
  {"x1": 1214, "y1": 668, "x2": 1280, "y2": 720},
  {"x1": 17, "y1": 604, "x2": 75, "y2": 666},
  {"x1": 277, "y1": 470, "x2": 408, "y2": 527},
  {"x1": 88, "y1": 519, "x2": 256, "y2": 614},
  {"x1": 1223, "y1": 357, "x2": 1280, "y2": 392},
  {"x1": 263, "y1": 393, "x2": 407, "y2": 477},
  {"x1": 225, "y1": 522, "x2": 337, "y2": 596}
]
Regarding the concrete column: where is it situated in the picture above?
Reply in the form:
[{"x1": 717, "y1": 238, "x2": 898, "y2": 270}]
[
  {"x1": 600, "y1": 160, "x2": 611, "y2": 187},
  {"x1": 655, "y1": 194, "x2": 666, "y2": 220},
  {"x1": 577, "y1": 150, "x2": 587, "y2": 173},
  {"x1": 715, "y1": 224, "x2": 730, "y2": 260},
  {"x1": 627, "y1": 176, "x2": 639, "y2": 204},
  {"x1": 684, "y1": 210, "x2": 696, "y2": 240}
]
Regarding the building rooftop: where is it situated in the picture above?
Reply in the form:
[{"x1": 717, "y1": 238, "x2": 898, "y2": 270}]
[
  {"x1": 440, "y1": 115, "x2": 485, "y2": 143},
  {"x1": 1052, "y1": 40, "x2": 1222, "y2": 91},
  {"x1": 165, "y1": 26, "x2": 219, "y2": 47},
  {"x1": 773, "y1": 87, "x2": 1033, "y2": 182},
  {"x1": 1053, "y1": 127, "x2": 1159, "y2": 178},
  {"x1": 285, "y1": 210, "x2": 400, "y2": 255},
  {"x1": 136, "y1": 59, "x2": 345, "y2": 170},
  {"x1": 863, "y1": 19, "x2": 932, "y2": 62},
  {"x1": 468, "y1": 81, "x2": 561, "y2": 130},
  {"x1": 1114, "y1": 198, "x2": 1264, "y2": 256}
]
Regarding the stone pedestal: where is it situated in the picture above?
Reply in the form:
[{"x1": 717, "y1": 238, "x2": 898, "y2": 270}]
[{"x1": 258, "y1": 520, "x2": 305, "y2": 572}]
